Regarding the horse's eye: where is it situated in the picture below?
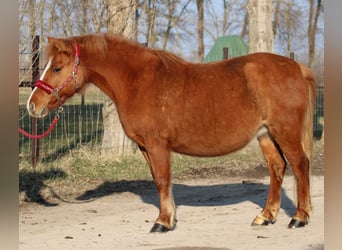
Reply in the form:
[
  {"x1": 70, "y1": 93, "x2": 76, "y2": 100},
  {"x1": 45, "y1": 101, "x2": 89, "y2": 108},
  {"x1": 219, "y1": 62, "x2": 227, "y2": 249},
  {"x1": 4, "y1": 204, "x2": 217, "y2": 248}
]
[{"x1": 52, "y1": 67, "x2": 62, "y2": 73}]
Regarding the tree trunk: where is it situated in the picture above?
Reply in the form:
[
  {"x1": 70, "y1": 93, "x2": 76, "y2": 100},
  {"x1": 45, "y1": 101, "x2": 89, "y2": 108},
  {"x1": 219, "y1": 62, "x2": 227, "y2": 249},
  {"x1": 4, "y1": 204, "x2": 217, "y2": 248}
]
[
  {"x1": 133, "y1": 0, "x2": 139, "y2": 41},
  {"x1": 102, "y1": 0, "x2": 137, "y2": 157},
  {"x1": 272, "y1": 0, "x2": 281, "y2": 39},
  {"x1": 285, "y1": 1, "x2": 292, "y2": 56},
  {"x1": 308, "y1": 0, "x2": 322, "y2": 68},
  {"x1": 162, "y1": 1, "x2": 176, "y2": 50},
  {"x1": 196, "y1": 0, "x2": 204, "y2": 62},
  {"x1": 145, "y1": 0, "x2": 157, "y2": 47},
  {"x1": 240, "y1": 12, "x2": 248, "y2": 39},
  {"x1": 28, "y1": 0, "x2": 36, "y2": 38},
  {"x1": 246, "y1": 0, "x2": 274, "y2": 53}
]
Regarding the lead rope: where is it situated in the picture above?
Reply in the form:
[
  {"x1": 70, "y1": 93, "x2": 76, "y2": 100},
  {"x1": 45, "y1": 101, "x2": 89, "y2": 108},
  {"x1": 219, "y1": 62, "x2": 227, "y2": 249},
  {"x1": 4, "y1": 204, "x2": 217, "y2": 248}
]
[{"x1": 18, "y1": 106, "x2": 63, "y2": 139}]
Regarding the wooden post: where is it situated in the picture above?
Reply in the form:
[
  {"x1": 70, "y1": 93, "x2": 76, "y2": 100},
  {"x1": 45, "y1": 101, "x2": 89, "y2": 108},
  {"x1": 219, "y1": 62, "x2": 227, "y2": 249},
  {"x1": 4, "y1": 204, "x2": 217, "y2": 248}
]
[
  {"x1": 31, "y1": 35, "x2": 40, "y2": 166},
  {"x1": 290, "y1": 51, "x2": 295, "y2": 60},
  {"x1": 223, "y1": 47, "x2": 229, "y2": 60}
]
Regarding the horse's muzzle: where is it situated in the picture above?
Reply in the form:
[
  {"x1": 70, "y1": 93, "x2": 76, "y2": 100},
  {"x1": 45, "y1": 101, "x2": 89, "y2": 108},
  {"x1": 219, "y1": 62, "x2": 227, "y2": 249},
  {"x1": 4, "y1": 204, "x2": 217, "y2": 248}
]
[{"x1": 27, "y1": 102, "x2": 48, "y2": 118}]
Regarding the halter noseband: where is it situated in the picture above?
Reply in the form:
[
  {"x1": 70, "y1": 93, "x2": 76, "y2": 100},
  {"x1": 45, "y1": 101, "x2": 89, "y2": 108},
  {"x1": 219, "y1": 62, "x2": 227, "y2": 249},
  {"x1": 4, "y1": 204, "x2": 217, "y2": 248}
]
[{"x1": 34, "y1": 43, "x2": 81, "y2": 106}]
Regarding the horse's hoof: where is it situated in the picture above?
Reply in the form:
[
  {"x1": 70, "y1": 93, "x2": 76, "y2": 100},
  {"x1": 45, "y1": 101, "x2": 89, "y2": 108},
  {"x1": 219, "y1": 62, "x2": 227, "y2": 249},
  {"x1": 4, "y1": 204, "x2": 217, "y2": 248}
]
[
  {"x1": 251, "y1": 216, "x2": 275, "y2": 226},
  {"x1": 251, "y1": 220, "x2": 269, "y2": 226},
  {"x1": 149, "y1": 223, "x2": 173, "y2": 233},
  {"x1": 288, "y1": 218, "x2": 308, "y2": 228}
]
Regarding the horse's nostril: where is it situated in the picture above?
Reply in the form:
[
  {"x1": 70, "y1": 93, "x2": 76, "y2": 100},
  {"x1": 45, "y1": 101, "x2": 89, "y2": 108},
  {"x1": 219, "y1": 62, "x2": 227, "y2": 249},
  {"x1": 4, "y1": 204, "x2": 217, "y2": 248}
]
[{"x1": 28, "y1": 103, "x2": 35, "y2": 113}]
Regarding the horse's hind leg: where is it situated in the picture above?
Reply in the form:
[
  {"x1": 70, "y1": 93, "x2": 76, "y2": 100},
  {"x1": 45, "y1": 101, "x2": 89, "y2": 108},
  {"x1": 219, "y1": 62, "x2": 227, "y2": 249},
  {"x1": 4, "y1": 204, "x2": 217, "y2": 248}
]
[
  {"x1": 268, "y1": 127, "x2": 312, "y2": 228},
  {"x1": 139, "y1": 142, "x2": 176, "y2": 233},
  {"x1": 252, "y1": 133, "x2": 286, "y2": 226}
]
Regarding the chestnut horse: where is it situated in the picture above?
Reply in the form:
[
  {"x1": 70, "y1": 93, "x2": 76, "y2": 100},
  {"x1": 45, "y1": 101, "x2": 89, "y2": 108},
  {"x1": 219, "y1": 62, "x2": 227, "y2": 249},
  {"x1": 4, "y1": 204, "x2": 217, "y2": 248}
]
[{"x1": 26, "y1": 33, "x2": 315, "y2": 233}]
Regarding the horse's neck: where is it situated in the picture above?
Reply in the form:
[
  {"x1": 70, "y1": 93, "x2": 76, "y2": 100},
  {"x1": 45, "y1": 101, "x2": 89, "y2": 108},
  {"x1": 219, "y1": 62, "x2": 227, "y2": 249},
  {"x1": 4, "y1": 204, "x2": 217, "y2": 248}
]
[{"x1": 83, "y1": 44, "x2": 142, "y2": 108}]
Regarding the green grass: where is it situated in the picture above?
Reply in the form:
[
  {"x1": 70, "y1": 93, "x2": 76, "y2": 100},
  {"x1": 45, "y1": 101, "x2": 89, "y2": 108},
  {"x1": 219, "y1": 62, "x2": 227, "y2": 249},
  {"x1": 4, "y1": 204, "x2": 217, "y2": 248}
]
[{"x1": 18, "y1": 145, "x2": 256, "y2": 196}]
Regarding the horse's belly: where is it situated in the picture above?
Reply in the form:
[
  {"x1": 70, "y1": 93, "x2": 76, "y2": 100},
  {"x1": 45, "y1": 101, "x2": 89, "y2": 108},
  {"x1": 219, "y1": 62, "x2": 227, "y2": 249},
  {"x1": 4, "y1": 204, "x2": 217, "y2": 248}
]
[
  {"x1": 171, "y1": 129, "x2": 256, "y2": 157},
  {"x1": 170, "y1": 106, "x2": 263, "y2": 156}
]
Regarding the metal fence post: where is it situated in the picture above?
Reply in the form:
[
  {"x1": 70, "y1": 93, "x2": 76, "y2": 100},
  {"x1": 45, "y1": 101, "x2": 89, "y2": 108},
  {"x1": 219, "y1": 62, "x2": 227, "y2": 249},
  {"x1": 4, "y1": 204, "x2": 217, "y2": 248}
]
[{"x1": 31, "y1": 35, "x2": 40, "y2": 166}]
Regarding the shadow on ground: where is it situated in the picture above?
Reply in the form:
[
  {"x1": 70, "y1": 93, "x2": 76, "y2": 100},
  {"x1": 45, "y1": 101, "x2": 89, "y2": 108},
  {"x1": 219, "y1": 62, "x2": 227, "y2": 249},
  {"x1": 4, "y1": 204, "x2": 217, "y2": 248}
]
[
  {"x1": 19, "y1": 167, "x2": 296, "y2": 218},
  {"x1": 19, "y1": 168, "x2": 67, "y2": 206},
  {"x1": 76, "y1": 179, "x2": 296, "y2": 217}
]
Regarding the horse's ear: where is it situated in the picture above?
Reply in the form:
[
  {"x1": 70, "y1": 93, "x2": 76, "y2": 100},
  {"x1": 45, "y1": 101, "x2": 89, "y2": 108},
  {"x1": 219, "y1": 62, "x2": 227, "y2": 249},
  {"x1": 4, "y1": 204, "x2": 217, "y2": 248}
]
[{"x1": 47, "y1": 37, "x2": 70, "y2": 53}]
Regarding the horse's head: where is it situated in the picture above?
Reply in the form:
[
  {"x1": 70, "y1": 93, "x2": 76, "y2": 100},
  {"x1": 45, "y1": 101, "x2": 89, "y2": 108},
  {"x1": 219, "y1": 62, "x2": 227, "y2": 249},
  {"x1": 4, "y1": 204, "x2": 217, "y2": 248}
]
[{"x1": 27, "y1": 37, "x2": 85, "y2": 118}]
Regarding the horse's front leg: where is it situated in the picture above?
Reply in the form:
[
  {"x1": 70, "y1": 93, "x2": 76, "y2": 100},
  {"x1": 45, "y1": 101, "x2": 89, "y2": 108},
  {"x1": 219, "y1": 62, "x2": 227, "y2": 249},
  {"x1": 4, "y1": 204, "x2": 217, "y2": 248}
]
[{"x1": 139, "y1": 142, "x2": 176, "y2": 233}]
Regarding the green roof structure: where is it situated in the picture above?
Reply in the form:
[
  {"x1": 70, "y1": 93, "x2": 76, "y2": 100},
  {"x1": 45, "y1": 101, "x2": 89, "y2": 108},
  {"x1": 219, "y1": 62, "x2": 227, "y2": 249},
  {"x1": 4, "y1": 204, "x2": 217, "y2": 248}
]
[{"x1": 203, "y1": 35, "x2": 248, "y2": 62}]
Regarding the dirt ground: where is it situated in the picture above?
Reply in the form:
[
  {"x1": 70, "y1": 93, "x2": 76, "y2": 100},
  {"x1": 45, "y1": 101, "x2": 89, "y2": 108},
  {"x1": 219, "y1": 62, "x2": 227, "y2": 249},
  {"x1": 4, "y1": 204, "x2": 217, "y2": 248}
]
[{"x1": 19, "y1": 145, "x2": 324, "y2": 250}]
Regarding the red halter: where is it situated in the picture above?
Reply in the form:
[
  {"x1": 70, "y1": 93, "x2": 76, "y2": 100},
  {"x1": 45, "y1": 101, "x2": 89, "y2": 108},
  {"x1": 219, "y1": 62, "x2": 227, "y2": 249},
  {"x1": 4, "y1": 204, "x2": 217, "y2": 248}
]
[
  {"x1": 34, "y1": 43, "x2": 81, "y2": 105},
  {"x1": 18, "y1": 43, "x2": 80, "y2": 139}
]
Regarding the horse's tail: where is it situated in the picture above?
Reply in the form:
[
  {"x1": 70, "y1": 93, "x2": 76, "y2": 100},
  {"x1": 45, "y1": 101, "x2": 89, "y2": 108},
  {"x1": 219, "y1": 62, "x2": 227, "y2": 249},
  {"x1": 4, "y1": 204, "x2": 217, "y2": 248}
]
[
  {"x1": 300, "y1": 65, "x2": 316, "y2": 210},
  {"x1": 299, "y1": 63, "x2": 316, "y2": 165},
  {"x1": 291, "y1": 64, "x2": 316, "y2": 208}
]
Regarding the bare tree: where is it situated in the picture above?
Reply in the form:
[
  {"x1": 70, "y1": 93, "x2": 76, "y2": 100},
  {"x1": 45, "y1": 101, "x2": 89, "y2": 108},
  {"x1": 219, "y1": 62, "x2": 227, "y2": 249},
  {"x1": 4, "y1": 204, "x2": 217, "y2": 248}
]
[
  {"x1": 162, "y1": 0, "x2": 177, "y2": 49},
  {"x1": 272, "y1": 0, "x2": 303, "y2": 56},
  {"x1": 240, "y1": 11, "x2": 248, "y2": 39},
  {"x1": 273, "y1": 0, "x2": 281, "y2": 38},
  {"x1": 134, "y1": 0, "x2": 140, "y2": 41},
  {"x1": 284, "y1": 1, "x2": 293, "y2": 55},
  {"x1": 204, "y1": 0, "x2": 234, "y2": 41},
  {"x1": 308, "y1": 0, "x2": 322, "y2": 67},
  {"x1": 87, "y1": 0, "x2": 109, "y2": 33},
  {"x1": 196, "y1": 0, "x2": 204, "y2": 61},
  {"x1": 107, "y1": 0, "x2": 135, "y2": 36},
  {"x1": 28, "y1": 0, "x2": 36, "y2": 39},
  {"x1": 160, "y1": 0, "x2": 191, "y2": 50},
  {"x1": 145, "y1": 0, "x2": 157, "y2": 47},
  {"x1": 81, "y1": 0, "x2": 88, "y2": 35},
  {"x1": 246, "y1": 0, "x2": 274, "y2": 53},
  {"x1": 283, "y1": 0, "x2": 302, "y2": 55}
]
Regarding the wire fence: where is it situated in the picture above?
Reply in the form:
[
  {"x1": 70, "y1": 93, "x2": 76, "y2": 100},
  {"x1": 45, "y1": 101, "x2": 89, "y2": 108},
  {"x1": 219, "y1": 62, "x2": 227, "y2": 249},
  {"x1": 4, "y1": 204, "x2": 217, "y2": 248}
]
[{"x1": 19, "y1": 86, "x2": 107, "y2": 162}]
